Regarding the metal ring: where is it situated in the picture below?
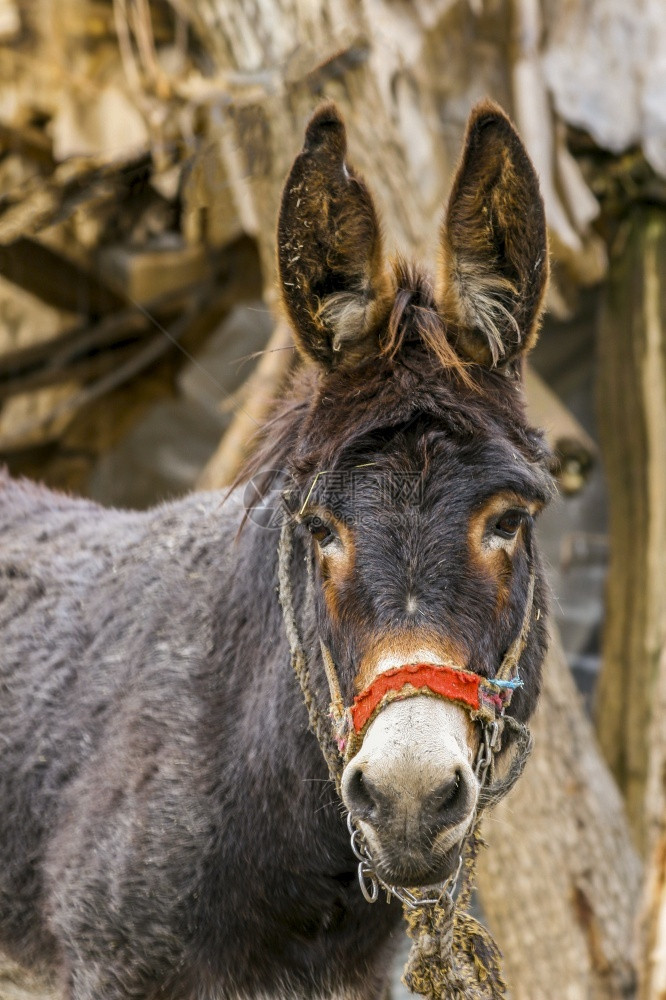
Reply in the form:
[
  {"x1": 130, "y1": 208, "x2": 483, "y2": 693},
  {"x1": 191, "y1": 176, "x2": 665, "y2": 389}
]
[
  {"x1": 350, "y1": 829, "x2": 369, "y2": 863},
  {"x1": 443, "y1": 853, "x2": 463, "y2": 897},
  {"x1": 388, "y1": 884, "x2": 440, "y2": 909},
  {"x1": 358, "y1": 863, "x2": 379, "y2": 903}
]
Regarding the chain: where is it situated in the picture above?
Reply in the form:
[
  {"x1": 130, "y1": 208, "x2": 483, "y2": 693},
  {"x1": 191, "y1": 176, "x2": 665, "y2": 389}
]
[
  {"x1": 475, "y1": 719, "x2": 500, "y2": 786},
  {"x1": 348, "y1": 812, "x2": 450, "y2": 908},
  {"x1": 347, "y1": 719, "x2": 500, "y2": 908}
]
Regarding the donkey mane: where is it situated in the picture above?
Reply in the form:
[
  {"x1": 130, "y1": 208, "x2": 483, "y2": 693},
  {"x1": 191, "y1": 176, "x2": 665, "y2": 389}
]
[{"x1": 379, "y1": 259, "x2": 470, "y2": 376}]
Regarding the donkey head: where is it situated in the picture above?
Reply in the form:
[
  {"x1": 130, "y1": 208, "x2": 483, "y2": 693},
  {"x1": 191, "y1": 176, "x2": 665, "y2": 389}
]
[{"x1": 274, "y1": 101, "x2": 551, "y2": 887}]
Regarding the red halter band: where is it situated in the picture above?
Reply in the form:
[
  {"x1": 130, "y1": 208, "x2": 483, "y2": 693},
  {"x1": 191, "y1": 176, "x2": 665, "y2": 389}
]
[{"x1": 350, "y1": 662, "x2": 511, "y2": 734}]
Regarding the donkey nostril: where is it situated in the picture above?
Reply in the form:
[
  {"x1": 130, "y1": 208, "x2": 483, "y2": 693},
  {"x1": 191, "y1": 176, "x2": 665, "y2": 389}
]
[
  {"x1": 427, "y1": 768, "x2": 469, "y2": 826},
  {"x1": 436, "y1": 770, "x2": 462, "y2": 813},
  {"x1": 345, "y1": 767, "x2": 380, "y2": 822}
]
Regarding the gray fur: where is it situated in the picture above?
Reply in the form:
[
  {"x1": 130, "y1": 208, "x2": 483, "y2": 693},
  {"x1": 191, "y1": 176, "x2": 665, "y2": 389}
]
[{"x1": 0, "y1": 472, "x2": 397, "y2": 999}]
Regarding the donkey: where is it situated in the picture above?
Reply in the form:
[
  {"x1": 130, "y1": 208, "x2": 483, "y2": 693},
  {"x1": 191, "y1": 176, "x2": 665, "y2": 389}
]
[{"x1": 0, "y1": 100, "x2": 551, "y2": 1000}]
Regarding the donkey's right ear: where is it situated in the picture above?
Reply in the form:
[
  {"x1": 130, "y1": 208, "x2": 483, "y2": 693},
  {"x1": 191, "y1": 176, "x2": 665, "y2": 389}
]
[{"x1": 277, "y1": 104, "x2": 390, "y2": 370}]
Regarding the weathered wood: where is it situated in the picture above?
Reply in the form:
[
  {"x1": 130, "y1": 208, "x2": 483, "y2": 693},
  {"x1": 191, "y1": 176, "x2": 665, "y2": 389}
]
[
  {"x1": 636, "y1": 637, "x2": 666, "y2": 997},
  {"x1": 524, "y1": 364, "x2": 598, "y2": 494},
  {"x1": 0, "y1": 0, "x2": 619, "y2": 460},
  {"x1": 477, "y1": 629, "x2": 641, "y2": 1000},
  {"x1": 196, "y1": 318, "x2": 292, "y2": 489},
  {"x1": 172, "y1": 0, "x2": 606, "y2": 296},
  {"x1": 0, "y1": 239, "x2": 261, "y2": 498},
  {"x1": 595, "y1": 207, "x2": 666, "y2": 848},
  {"x1": 96, "y1": 243, "x2": 217, "y2": 303},
  {"x1": 0, "y1": 239, "x2": 123, "y2": 315},
  {"x1": 642, "y1": 852, "x2": 666, "y2": 1000},
  {"x1": 640, "y1": 634, "x2": 666, "y2": 998},
  {"x1": 541, "y1": 0, "x2": 666, "y2": 177}
]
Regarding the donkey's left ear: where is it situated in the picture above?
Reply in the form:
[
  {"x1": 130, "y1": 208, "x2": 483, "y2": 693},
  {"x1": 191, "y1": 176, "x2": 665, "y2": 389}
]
[
  {"x1": 277, "y1": 104, "x2": 390, "y2": 370},
  {"x1": 437, "y1": 101, "x2": 548, "y2": 368}
]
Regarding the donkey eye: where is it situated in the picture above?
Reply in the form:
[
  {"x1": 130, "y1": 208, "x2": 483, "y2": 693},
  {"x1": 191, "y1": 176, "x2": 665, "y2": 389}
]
[
  {"x1": 493, "y1": 509, "x2": 527, "y2": 539},
  {"x1": 305, "y1": 518, "x2": 335, "y2": 547}
]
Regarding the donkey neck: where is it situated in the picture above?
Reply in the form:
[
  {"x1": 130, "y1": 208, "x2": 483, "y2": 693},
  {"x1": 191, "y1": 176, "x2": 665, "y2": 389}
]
[
  {"x1": 206, "y1": 510, "x2": 345, "y2": 850},
  {"x1": 195, "y1": 508, "x2": 402, "y2": 992}
]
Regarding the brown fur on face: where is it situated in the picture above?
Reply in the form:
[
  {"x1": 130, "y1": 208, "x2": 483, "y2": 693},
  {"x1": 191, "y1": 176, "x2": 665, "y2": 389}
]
[
  {"x1": 355, "y1": 631, "x2": 471, "y2": 693},
  {"x1": 304, "y1": 508, "x2": 357, "y2": 623},
  {"x1": 437, "y1": 101, "x2": 549, "y2": 367},
  {"x1": 467, "y1": 492, "x2": 542, "y2": 613},
  {"x1": 277, "y1": 103, "x2": 391, "y2": 370}
]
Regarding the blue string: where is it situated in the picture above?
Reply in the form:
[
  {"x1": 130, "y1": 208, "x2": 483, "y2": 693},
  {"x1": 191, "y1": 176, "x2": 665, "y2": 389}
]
[{"x1": 490, "y1": 677, "x2": 523, "y2": 690}]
